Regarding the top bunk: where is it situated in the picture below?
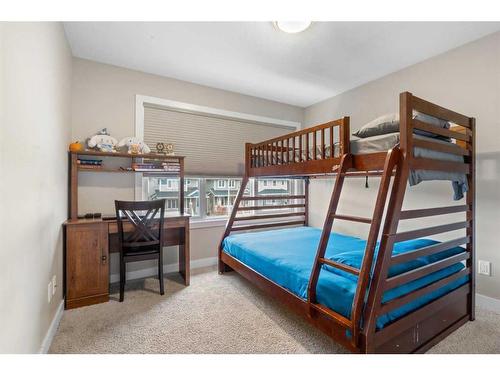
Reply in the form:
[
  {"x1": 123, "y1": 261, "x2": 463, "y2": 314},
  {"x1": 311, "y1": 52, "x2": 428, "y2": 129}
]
[{"x1": 245, "y1": 92, "x2": 474, "y2": 178}]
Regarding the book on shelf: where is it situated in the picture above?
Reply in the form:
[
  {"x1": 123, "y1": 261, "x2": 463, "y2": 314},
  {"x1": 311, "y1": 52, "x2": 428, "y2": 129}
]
[
  {"x1": 78, "y1": 164, "x2": 103, "y2": 170},
  {"x1": 132, "y1": 162, "x2": 180, "y2": 173},
  {"x1": 77, "y1": 159, "x2": 103, "y2": 166},
  {"x1": 134, "y1": 168, "x2": 174, "y2": 172}
]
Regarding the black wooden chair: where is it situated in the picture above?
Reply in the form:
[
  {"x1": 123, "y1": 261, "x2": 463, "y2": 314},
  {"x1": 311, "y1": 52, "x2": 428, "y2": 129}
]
[{"x1": 115, "y1": 199, "x2": 166, "y2": 302}]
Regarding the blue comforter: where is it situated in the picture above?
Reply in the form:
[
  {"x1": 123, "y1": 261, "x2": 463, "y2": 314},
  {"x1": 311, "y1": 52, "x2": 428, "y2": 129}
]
[{"x1": 222, "y1": 226, "x2": 468, "y2": 330}]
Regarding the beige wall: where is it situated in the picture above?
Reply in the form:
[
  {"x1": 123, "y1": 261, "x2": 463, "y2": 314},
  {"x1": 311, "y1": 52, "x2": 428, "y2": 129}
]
[
  {"x1": 71, "y1": 58, "x2": 304, "y2": 272},
  {"x1": 304, "y1": 31, "x2": 500, "y2": 300},
  {"x1": 0, "y1": 23, "x2": 72, "y2": 353}
]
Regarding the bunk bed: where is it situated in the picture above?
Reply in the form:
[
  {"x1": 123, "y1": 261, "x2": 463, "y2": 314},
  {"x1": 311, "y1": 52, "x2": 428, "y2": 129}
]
[{"x1": 218, "y1": 92, "x2": 475, "y2": 354}]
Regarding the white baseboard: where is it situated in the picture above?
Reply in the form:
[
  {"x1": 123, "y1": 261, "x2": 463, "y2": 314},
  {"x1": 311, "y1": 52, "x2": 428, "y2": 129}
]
[
  {"x1": 476, "y1": 293, "x2": 500, "y2": 314},
  {"x1": 39, "y1": 299, "x2": 64, "y2": 354},
  {"x1": 110, "y1": 256, "x2": 218, "y2": 283}
]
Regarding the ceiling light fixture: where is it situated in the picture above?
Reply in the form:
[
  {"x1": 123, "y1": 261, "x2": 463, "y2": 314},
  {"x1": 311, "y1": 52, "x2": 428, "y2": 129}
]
[{"x1": 273, "y1": 21, "x2": 312, "y2": 34}]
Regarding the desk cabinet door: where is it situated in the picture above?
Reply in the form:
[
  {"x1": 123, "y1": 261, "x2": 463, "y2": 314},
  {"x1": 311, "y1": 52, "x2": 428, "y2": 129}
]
[{"x1": 66, "y1": 223, "x2": 109, "y2": 302}]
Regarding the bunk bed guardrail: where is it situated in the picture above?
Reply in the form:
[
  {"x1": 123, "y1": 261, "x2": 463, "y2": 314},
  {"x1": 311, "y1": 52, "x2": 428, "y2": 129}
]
[{"x1": 246, "y1": 117, "x2": 350, "y2": 177}]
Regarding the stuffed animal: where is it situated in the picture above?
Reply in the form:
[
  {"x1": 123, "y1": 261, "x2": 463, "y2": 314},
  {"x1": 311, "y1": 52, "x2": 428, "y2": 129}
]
[
  {"x1": 87, "y1": 129, "x2": 118, "y2": 153},
  {"x1": 117, "y1": 137, "x2": 151, "y2": 154}
]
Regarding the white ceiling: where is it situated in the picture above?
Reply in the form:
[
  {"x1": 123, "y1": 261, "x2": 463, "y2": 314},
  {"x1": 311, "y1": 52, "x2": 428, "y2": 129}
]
[{"x1": 64, "y1": 22, "x2": 500, "y2": 107}]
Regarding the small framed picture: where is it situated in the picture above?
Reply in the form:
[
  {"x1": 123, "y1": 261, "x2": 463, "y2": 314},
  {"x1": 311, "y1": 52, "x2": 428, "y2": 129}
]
[{"x1": 165, "y1": 143, "x2": 174, "y2": 155}]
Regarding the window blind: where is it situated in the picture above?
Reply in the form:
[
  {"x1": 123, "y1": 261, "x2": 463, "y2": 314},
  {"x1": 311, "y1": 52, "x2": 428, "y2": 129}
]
[{"x1": 144, "y1": 104, "x2": 294, "y2": 176}]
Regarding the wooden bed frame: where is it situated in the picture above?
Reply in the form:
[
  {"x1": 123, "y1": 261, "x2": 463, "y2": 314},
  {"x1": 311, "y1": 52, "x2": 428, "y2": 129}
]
[{"x1": 218, "y1": 92, "x2": 475, "y2": 353}]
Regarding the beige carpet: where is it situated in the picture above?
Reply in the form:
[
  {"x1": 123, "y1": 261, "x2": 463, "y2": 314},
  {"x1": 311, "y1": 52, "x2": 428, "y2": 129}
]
[{"x1": 50, "y1": 267, "x2": 500, "y2": 354}]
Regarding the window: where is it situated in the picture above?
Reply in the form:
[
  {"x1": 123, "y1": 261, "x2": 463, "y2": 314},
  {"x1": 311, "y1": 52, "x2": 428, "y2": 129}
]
[
  {"x1": 166, "y1": 199, "x2": 178, "y2": 210},
  {"x1": 142, "y1": 176, "x2": 302, "y2": 222},
  {"x1": 142, "y1": 177, "x2": 200, "y2": 217},
  {"x1": 205, "y1": 178, "x2": 252, "y2": 217},
  {"x1": 258, "y1": 179, "x2": 293, "y2": 208},
  {"x1": 258, "y1": 179, "x2": 291, "y2": 196}
]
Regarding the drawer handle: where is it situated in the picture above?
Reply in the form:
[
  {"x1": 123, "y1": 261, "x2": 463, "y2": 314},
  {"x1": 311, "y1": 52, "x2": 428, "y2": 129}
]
[{"x1": 101, "y1": 254, "x2": 107, "y2": 264}]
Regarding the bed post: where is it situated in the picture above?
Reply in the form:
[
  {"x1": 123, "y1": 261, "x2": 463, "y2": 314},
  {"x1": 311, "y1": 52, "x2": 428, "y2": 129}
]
[
  {"x1": 362, "y1": 92, "x2": 413, "y2": 352},
  {"x1": 399, "y1": 92, "x2": 414, "y2": 161},
  {"x1": 304, "y1": 177, "x2": 310, "y2": 226},
  {"x1": 467, "y1": 117, "x2": 476, "y2": 321},
  {"x1": 341, "y1": 116, "x2": 351, "y2": 154}
]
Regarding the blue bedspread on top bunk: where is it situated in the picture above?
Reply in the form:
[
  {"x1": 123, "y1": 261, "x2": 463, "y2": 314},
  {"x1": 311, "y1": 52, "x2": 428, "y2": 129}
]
[{"x1": 222, "y1": 226, "x2": 469, "y2": 330}]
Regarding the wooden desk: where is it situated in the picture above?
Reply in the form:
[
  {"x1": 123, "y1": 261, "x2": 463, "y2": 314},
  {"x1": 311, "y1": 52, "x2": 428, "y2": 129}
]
[{"x1": 63, "y1": 213, "x2": 190, "y2": 309}]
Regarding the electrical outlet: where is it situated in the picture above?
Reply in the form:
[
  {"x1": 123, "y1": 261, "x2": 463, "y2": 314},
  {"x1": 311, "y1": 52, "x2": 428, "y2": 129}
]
[
  {"x1": 48, "y1": 281, "x2": 52, "y2": 303},
  {"x1": 478, "y1": 260, "x2": 491, "y2": 276},
  {"x1": 52, "y1": 275, "x2": 57, "y2": 296}
]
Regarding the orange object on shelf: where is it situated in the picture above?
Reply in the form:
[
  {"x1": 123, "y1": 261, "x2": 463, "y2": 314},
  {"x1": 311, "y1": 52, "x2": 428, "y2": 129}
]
[{"x1": 69, "y1": 142, "x2": 84, "y2": 152}]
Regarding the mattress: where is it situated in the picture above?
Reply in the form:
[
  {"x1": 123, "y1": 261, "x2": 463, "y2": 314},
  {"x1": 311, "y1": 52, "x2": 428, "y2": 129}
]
[
  {"x1": 350, "y1": 133, "x2": 400, "y2": 154},
  {"x1": 350, "y1": 131, "x2": 459, "y2": 154},
  {"x1": 222, "y1": 226, "x2": 468, "y2": 330}
]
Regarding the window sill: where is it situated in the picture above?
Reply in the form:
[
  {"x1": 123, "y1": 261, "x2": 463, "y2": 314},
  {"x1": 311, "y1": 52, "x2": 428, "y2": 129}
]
[{"x1": 190, "y1": 217, "x2": 228, "y2": 229}]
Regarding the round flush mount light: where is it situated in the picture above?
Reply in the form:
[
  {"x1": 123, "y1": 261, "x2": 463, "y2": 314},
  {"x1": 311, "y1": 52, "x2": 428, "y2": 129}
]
[{"x1": 273, "y1": 21, "x2": 312, "y2": 34}]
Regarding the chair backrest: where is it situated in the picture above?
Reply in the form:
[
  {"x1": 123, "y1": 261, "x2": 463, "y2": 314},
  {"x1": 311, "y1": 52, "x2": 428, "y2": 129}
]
[{"x1": 115, "y1": 200, "x2": 166, "y2": 250}]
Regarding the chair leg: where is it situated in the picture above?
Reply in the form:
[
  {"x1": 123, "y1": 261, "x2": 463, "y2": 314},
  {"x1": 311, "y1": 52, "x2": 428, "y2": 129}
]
[
  {"x1": 158, "y1": 249, "x2": 164, "y2": 295},
  {"x1": 120, "y1": 255, "x2": 125, "y2": 302}
]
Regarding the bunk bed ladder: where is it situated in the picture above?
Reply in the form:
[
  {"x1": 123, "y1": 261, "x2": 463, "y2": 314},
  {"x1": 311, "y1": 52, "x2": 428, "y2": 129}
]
[
  {"x1": 350, "y1": 147, "x2": 402, "y2": 346},
  {"x1": 307, "y1": 153, "x2": 354, "y2": 325},
  {"x1": 307, "y1": 148, "x2": 402, "y2": 345}
]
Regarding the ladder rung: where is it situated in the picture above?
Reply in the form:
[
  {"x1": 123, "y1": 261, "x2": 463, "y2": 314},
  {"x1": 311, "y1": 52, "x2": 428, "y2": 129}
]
[
  {"x1": 331, "y1": 214, "x2": 372, "y2": 224},
  {"x1": 309, "y1": 303, "x2": 353, "y2": 328},
  {"x1": 319, "y1": 258, "x2": 360, "y2": 275}
]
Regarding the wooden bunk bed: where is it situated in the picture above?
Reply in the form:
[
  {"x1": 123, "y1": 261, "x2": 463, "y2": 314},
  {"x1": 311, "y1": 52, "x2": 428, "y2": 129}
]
[{"x1": 218, "y1": 92, "x2": 475, "y2": 353}]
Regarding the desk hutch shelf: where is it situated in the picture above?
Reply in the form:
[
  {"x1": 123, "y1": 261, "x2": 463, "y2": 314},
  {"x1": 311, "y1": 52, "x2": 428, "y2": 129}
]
[{"x1": 69, "y1": 150, "x2": 185, "y2": 220}]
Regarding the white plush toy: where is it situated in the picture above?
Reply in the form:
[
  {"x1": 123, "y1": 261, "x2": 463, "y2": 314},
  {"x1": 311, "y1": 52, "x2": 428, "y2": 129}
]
[
  {"x1": 117, "y1": 137, "x2": 151, "y2": 154},
  {"x1": 87, "y1": 129, "x2": 118, "y2": 152}
]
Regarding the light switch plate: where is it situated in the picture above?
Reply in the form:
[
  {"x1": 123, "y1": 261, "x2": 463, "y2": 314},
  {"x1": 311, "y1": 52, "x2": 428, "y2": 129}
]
[
  {"x1": 478, "y1": 260, "x2": 491, "y2": 276},
  {"x1": 48, "y1": 282, "x2": 52, "y2": 303}
]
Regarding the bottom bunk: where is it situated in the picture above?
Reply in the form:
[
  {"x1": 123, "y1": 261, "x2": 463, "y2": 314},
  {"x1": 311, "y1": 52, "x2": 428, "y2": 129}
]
[{"x1": 220, "y1": 226, "x2": 471, "y2": 353}]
